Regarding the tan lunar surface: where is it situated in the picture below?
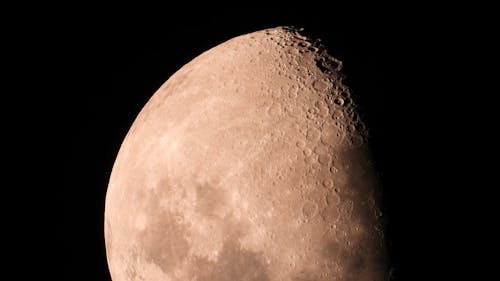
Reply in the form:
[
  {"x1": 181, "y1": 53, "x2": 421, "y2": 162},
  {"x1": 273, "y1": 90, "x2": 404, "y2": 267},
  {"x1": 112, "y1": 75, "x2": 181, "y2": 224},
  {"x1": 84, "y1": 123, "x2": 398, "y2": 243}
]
[{"x1": 105, "y1": 27, "x2": 390, "y2": 281}]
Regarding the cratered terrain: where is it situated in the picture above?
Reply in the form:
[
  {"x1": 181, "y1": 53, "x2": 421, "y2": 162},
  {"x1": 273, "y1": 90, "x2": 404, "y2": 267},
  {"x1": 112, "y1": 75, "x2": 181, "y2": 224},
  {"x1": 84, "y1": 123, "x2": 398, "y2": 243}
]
[{"x1": 105, "y1": 26, "x2": 390, "y2": 281}]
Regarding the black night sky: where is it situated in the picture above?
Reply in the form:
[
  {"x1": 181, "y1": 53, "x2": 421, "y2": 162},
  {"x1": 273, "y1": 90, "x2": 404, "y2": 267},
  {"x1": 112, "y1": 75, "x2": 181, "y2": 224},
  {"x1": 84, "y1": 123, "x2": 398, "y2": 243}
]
[{"x1": 38, "y1": 6, "x2": 457, "y2": 281}]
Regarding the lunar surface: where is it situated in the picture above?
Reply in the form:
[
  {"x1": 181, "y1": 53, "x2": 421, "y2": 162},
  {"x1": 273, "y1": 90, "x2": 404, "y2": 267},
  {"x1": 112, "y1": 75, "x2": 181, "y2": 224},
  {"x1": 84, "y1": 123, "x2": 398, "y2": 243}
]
[{"x1": 105, "y1": 27, "x2": 390, "y2": 281}]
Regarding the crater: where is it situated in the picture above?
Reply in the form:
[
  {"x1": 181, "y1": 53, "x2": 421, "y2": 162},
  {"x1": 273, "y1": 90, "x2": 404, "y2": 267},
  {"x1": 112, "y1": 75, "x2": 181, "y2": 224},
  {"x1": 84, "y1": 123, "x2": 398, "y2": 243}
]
[
  {"x1": 321, "y1": 122, "x2": 343, "y2": 146},
  {"x1": 302, "y1": 201, "x2": 318, "y2": 218},
  {"x1": 320, "y1": 205, "x2": 340, "y2": 223}
]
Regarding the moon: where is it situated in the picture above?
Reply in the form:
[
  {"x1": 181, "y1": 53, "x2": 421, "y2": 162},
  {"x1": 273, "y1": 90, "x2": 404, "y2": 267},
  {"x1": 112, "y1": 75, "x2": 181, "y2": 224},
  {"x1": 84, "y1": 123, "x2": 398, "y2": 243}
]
[{"x1": 105, "y1": 27, "x2": 390, "y2": 281}]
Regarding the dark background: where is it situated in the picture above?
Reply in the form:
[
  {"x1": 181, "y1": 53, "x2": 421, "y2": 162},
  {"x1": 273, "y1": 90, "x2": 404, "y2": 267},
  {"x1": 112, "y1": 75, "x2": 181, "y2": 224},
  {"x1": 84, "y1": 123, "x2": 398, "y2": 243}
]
[{"x1": 33, "y1": 6, "x2": 457, "y2": 281}]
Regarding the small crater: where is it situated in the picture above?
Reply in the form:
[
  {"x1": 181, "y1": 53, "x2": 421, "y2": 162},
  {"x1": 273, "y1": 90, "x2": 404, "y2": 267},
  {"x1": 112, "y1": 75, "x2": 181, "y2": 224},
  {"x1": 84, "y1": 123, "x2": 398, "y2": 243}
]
[
  {"x1": 334, "y1": 97, "x2": 344, "y2": 106},
  {"x1": 296, "y1": 140, "x2": 306, "y2": 149},
  {"x1": 315, "y1": 56, "x2": 342, "y2": 73},
  {"x1": 314, "y1": 145, "x2": 328, "y2": 155},
  {"x1": 312, "y1": 79, "x2": 329, "y2": 92},
  {"x1": 288, "y1": 90, "x2": 298, "y2": 99},
  {"x1": 306, "y1": 127, "x2": 321, "y2": 143},
  {"x1": 286, "y1": 104, "x2": 304, "y2": 118},
  {"x1": 303, "y1": 148, "x2": 312, "y2": 156},
  {"x1": 346, "y1": 124, "x2": 356, "y2": 134},
  {"x1": 311, "y1": 162, "x2": 321, "y2": 170},
  {"x1": 321, "y1": 206, "x2": 340, "y2": 223},
  {"x1": 350, "y1": 135, "x2": 365, "y2": 147},
  {"x1": 345, "y1": 106, "x2": 354, "y2": 114},
  {"x1": 330, "y1": 166, "x2": 338, "y2": 174},
  {"x1": 306, "y1": 112, "x2": 315, "y2": 120},
  {"x1": 318, "y1": 105, "x2": 330, "y2": 117},
  {"x1": 306, "y1": 107, "x2": 319, "y2": 120},
  {"x1": 355, "y1": 122, "x2": 366, "y2": 132},
  {"x1": 322, "y1": 178, "x2": 334, "y2": 189},
  {"x1": 305, "y1": 155, "x2": 317, "y2": 165},
  {"x1": 321, "y1": 123, "x2": 343, "y2": 146},
  {"x1": 302, "y1": 201, "x2": 318, "y2": 218},
  {"x1": 318, "y1": 154, "x2": 332, "y2": 165},
  {"x1": 340, "y1": 90, "x2": 350, "y2": 99},
  {"x1": 332, "y1": 108, "x2": 344, "y2": 119},
  {"x1": 325, "y1": 192, "x2": 340, "y2": 205}
]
